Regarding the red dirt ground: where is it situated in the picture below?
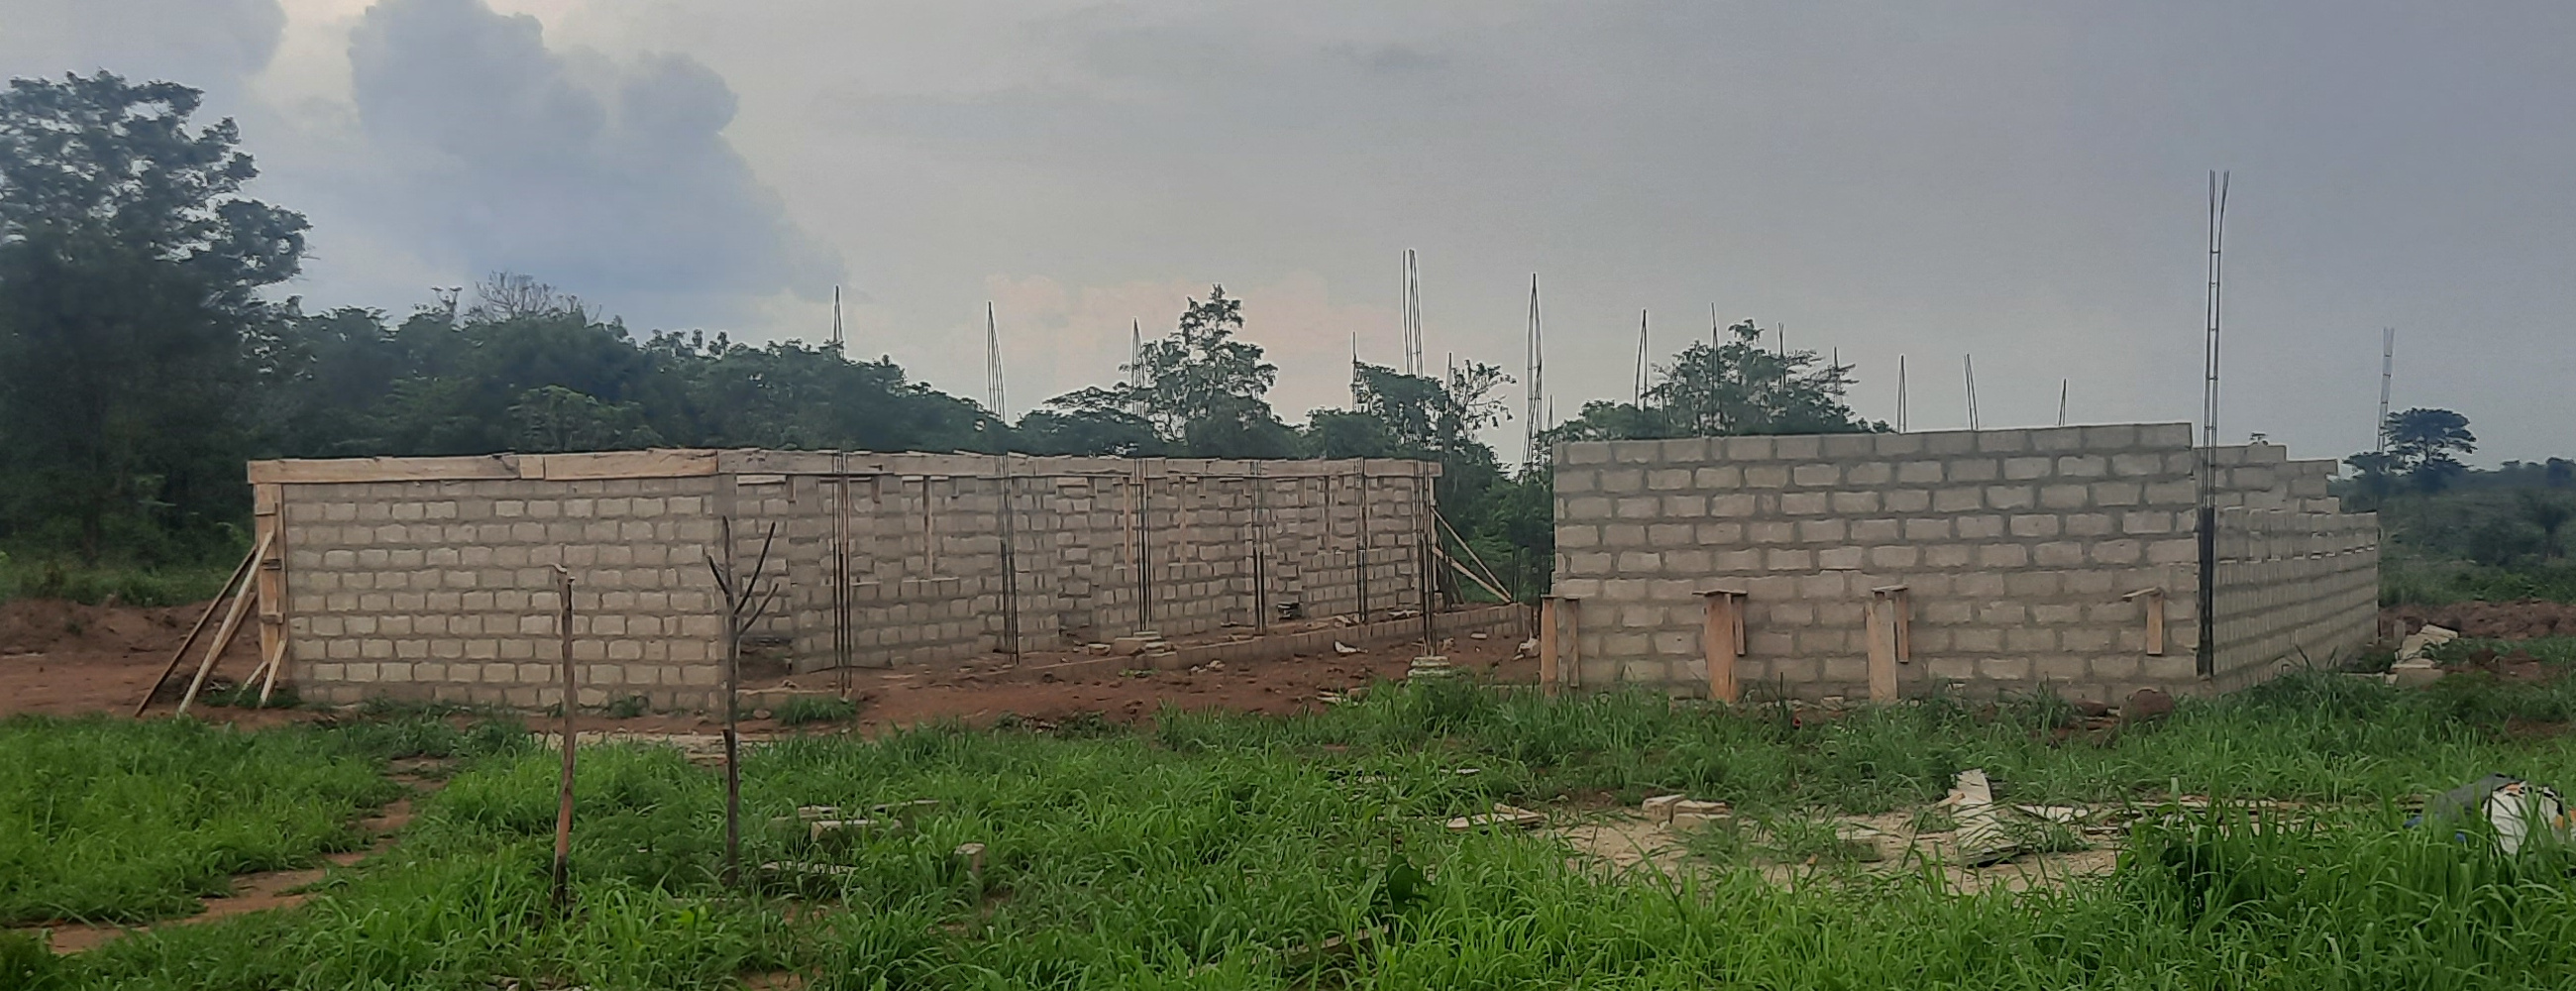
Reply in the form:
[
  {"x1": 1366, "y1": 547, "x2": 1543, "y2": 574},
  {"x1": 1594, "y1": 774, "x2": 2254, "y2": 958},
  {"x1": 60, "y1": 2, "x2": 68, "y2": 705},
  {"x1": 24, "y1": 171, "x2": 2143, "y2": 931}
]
[
  {"x1": 0, "y1": 597, "x2": 1536, "y2": 729},
  {"x1": 2385, "y1": 600, "x2": 2576, "y2": 640}
]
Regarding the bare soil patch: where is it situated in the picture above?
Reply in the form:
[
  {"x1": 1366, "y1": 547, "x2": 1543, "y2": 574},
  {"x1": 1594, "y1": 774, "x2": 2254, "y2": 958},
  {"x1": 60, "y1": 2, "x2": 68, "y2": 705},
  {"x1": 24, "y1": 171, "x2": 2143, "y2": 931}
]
[{"x1": 2387, "y1": 601, "x2": 2576, "y2": 640}]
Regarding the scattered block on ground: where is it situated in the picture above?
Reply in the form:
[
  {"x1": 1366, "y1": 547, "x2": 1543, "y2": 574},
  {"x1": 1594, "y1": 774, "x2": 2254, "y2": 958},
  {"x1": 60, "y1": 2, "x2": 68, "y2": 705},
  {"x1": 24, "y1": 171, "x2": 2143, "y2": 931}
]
[
  {"x1": 1669, "y1": 801, "x2": 1732, "y2": 830},
  {"x1": 808, "y1": 818, "x2": 901, "y2": 843},
  {"x1": 1448, "y1": 804, "x2": 1546, "y2": 831}
]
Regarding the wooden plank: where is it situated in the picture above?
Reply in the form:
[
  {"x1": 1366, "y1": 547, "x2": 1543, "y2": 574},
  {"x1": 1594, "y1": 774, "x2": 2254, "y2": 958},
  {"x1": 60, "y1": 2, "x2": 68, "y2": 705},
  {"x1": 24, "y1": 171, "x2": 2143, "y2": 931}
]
[
  {"x1": 177, "y1": 530, "x2": 271, "y2": 716},
  {"x1": 248, "y1": 455, "x2": 516, "y2": 485},
  {"x1": 252, "y1": 482, "x2": 285, "y2": 697},
  {"x1": 1865, "y1": 597, "x2": 1898, "y2": 704},
  {"x1": 1703, "y1": 593, "x2": 1740, "y2": 705},
  {"x1": 530, "y1": 449, "x2": 721, "y2": 481},
  {"x1": 253, "y1": 633, "x2": 288, "y2": 708},
  {"x1": 2125, "y1": 588, "x2": 2168, "y2": 656},
  {"x1": 1872, "y1": 585, "x2": 1912, "y2": 662},
  {"x1": 132, "y1": 543, "x2": 260, "y2": 716}
]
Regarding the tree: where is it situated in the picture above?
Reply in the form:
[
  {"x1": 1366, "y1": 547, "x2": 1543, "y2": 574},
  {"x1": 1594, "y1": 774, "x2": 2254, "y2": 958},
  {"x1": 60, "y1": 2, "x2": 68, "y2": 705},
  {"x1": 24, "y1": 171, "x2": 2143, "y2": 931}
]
[
  {"x1": 2384, "y1": 407, "x2": 2476, "y2": 494},
  {"x1": 1539, "y1": 319, "x2": 1874, "y2": 447},
  {"x1": 2341, "y1": 451, "x2": 2400, "y2": 508},
  {"x1": 1014, "y1": 407, "x2": 1163, "y2": 457},
  {"x1": 510, "y1": 385, "x2": 662, "y2": 453},
  {"x1": 0, "y1": 72, "x2": 307, "y2": 560},
  {"x1": 1045, "y1": 285, "x2": 1296, "y2": 457},
  {"x1": 1652, "y1": 320, "x2": 1867, "y2": 436}
]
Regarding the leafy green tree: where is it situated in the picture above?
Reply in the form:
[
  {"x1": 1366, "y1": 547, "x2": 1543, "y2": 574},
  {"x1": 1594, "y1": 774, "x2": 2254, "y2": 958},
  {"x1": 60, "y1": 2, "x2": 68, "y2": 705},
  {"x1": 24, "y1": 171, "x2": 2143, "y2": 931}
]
[
  {"x1": 509, "y1": 385, "x2": 663, "y2": 453},
  {"x1": 0, "y1": 72, "x2": 307, "y2": 560},
  {"x1": 1652, "y1": 320, "x2": 1865, "y2": 435},
  {"x1": 1045, "y1": 285, "x2": 1296, "y2": 457},
  {"x1": 1539, "y1": 320, "x2": 1872, "y2": 447},
  {"x1": 2341, "y1": 451, "x2": 2400, "y2": 508},
  {"x1": 1013, "y1": 407, "x2": 1163, "y2": 457},
  {"x1": 2384, "y1": 407, "x2": 2476, "y2": 494}
]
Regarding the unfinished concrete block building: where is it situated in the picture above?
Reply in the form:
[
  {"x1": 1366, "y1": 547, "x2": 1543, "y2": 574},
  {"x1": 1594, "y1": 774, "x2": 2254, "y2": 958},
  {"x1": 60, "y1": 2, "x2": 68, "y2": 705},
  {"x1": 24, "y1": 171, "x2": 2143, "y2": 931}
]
[
  {"x1": 250, "y1": 450, "x2": 1440, "y2": 710},
  {"x1": 1548, "y1": 423, "x2": 2378, "y2": 704}
]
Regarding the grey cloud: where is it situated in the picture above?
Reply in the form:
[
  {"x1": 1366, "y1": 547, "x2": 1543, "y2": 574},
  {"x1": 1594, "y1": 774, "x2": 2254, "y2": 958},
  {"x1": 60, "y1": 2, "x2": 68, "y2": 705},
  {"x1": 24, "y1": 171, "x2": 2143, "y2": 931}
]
[
  {"x1": 0, "y1": 0, "x2": 282, "y2": 102},
  {"x1": 344, "y1": 0, "x2": 839, "y2": 325}
]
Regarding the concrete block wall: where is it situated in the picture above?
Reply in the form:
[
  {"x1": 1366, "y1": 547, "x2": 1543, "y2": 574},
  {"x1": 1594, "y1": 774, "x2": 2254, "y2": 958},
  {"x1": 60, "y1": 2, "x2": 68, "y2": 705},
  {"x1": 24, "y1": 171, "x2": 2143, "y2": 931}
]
[
  {"x1": 279, "y1": 476, "x2": 729, "y2": 710},
  {"x1": 2209, "y1": 506, "x2": 2381, "y2": 689},
  {"x1": 741, "y1": 453, "x2": 1434, "y2": 671},
  {"x1": 1551, "y1": 424, "x2": 2378, "y2": 703},
  {"x1": 269, "y1": 450, "x2": 1438, "y2": 708}
]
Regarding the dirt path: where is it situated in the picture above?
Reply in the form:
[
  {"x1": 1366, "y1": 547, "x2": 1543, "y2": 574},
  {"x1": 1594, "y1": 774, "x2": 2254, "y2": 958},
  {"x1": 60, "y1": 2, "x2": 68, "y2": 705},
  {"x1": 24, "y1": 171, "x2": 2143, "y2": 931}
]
[
  {"x1": 2, "y1": 597, "x2": 1536, "y2": 729},
  {"x1": 26, "y1": 767, "x2": 442, "y2": 954}
]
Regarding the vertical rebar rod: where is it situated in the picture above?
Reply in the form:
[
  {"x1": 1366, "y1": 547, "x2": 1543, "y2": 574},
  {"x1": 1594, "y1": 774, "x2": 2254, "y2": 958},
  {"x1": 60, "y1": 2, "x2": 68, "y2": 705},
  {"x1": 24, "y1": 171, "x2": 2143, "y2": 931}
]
[
  {"x1": 2198, "y1": 170, "x2": 2229, "y2": 679},
  {"x1": 1355, "y1": 462, "x2": 1372, "y2": 622}
]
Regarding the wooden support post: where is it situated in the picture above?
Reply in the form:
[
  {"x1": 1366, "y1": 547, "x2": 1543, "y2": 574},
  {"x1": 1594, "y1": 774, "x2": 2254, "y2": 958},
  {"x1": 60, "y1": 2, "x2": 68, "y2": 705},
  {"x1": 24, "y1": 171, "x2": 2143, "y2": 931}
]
[
  {"x1": 176, "y1": 530, "x2": 272, "y2": 716},
  {"x1": 251, "y1": 482, "x2": 286, "y2": 705},
  {"x1": 134, "y1": 543, "x2": 260, "y2": 716},
  {"x1": 1865, "y1": 600, "x2": 1896, "y2": 704},
  {"x1": 1699, "y1": 590, "x2": 1747, "y2": 705},
  {"x1": 551, "y1": 566, "x2": 577, "y2": 915},
  {"x1": 2124, "y1": 588, "x2": 2168, "y2": 656}
]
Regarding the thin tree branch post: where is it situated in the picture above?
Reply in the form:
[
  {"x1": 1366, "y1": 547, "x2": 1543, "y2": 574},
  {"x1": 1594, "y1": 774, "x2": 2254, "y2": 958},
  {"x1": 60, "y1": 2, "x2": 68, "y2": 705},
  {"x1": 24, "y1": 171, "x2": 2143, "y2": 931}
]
[
  {"x1": 551, "y1": 565, "x2": 577, "y2": 915},
  {"x1": 705, "y1": 517, "x2": 783, "y2": 890}
]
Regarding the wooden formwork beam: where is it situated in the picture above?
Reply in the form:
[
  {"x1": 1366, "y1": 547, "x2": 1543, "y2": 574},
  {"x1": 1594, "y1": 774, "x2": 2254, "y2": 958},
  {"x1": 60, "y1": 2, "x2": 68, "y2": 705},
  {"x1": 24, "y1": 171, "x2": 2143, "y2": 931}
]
[
  {"x1": 1699, "y1": 590, "x2": 1748, "y2": 705},
  {"x1": 2124, "y1": 588, "x2": 2168, "y2": 656}
]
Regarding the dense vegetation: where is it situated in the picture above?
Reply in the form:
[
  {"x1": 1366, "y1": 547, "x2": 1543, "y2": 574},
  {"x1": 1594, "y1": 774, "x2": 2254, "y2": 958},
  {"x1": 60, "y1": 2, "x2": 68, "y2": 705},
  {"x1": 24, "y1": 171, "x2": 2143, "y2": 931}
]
[
  {"x1": 2338, "y1": 408, "x2": 2576, "y2": 605},
  {"x1": 0, "y1": 71, "x2": 1871, "y2": 605},
  {"x1": 12, "y1": 662, "x2": 2576, "y2": 988}
]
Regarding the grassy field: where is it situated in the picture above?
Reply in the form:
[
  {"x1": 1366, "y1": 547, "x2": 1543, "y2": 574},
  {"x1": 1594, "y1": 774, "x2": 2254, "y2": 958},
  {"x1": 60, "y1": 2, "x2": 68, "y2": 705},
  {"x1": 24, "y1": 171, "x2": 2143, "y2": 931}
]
[{"x1": 14, "y1": 661, "x2": 2576, "y2": 989}]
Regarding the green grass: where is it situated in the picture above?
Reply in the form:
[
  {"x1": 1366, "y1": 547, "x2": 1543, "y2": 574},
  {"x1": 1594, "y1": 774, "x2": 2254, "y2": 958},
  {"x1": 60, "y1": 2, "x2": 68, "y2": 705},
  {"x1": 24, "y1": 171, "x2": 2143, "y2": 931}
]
[
  {"x1": 772, "y1": 695, "x2": 858, "y2": 727},
  {"x1": 22, "y1": 671, "x2": 2576, "y2": 988},
  {"x1": 0, "y1": 552, "x2": 240, "y2": 607},
  {"x1": 2383, "y1": 553, "x2": 2576, "y2": 606},
  {"x1": 0, "y1": 717, "x2": 396, "y2": 925}
]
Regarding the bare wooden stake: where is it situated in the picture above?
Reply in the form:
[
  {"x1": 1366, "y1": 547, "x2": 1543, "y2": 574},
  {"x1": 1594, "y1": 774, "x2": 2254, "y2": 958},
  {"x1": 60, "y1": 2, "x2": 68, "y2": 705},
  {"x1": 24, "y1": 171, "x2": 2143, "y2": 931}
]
[{"x1": 551, "y1": 565, "x2": 577, "y2": 914}]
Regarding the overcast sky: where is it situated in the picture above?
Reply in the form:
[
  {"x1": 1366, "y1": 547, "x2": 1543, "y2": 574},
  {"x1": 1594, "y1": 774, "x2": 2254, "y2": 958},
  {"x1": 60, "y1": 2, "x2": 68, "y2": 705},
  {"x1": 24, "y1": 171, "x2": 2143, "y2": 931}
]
[{"x1": 6, "y1": 0, "x2": 2570, "y2": 464}]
